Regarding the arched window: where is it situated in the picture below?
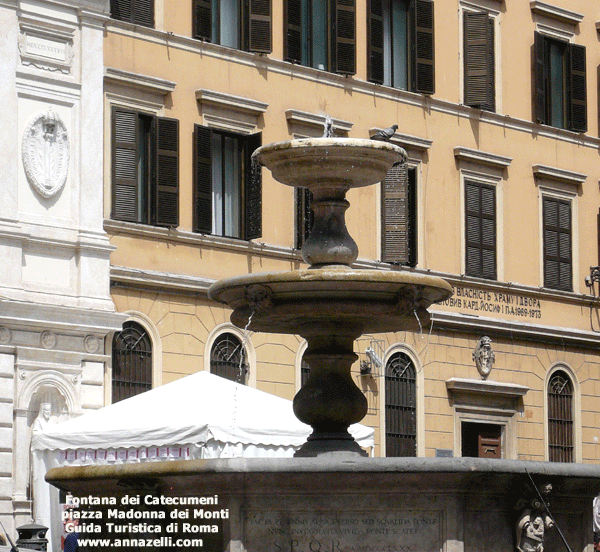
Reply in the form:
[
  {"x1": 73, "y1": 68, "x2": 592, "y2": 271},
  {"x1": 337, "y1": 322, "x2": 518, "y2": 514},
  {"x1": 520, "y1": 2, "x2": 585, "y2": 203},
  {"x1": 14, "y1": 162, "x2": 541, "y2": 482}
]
[
  {"x1": 112, "y1": 321, "x2": 152, "y2": 403},
  {"x1": 385, "y1": 351, "x2": 417, "y2": 457},
  {"x1": 210, "y1": 332, "x2": 248, "y2": 384},
  {"x1": 548, "y1": 370, "x2": 574, "y2": 462}
]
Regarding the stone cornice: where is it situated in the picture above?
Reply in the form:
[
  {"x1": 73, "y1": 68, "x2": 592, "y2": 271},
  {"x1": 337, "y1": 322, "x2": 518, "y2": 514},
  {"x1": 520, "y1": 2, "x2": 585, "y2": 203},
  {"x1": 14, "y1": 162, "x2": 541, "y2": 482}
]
[
  {"x1": 104, "y1": 67, "x2": 176, "y2": 95},
  {"x1": 454, "y1": 147, "x2": 512, "y2": 169},
  {"x1": 196, "y1": 89, "x2": 268, "y2": 117},
  {"x1": 532, "y1": 164, "x2": 586, "y2": 186},
  {"x1": 529, "y1": 1, "x2": 583, "y2": 26},
  {"x1": 446, "y1": 378, "x2": 529, "y2": 399}
]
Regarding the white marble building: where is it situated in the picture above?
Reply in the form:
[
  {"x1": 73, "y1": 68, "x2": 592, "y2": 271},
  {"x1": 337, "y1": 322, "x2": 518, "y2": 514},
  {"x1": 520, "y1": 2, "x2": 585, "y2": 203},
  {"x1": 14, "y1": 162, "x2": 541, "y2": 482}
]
[{"x1": 0, "y1": 0, "x2": 123, "y2": 535}]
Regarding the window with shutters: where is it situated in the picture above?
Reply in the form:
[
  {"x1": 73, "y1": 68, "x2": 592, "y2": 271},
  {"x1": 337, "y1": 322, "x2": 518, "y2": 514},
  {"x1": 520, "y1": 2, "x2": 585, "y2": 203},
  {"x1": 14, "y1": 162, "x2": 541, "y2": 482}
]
[
  {"x1": 543, "y1": 195, "x2": 572, "y2": 291},
  {"x1": 284, "y1": 0, "x2": 356, "y2": 75},
  {"x1": 547, "y1": 369, "x2": 574, "y2": 463},
  {"x1": 193, "y1": 125, "x2": 262, "y2": 240},
  {"x1": 385, "y1": 351, "x2": 417, "y2": 457},
  {"x1": 534, "y1": 32, "x2": 586, "y2": 132},
  {"x1": 111, "y1": 108, "x2": 179, "y2": 228},
  {"x1": 463, "y1": 11, "x2": 495, "y2": 111},
  {"x1": 112, "y1": 321, "x2": 153, "y2": 403},
  {"x1": 210, "y1": 332, "x2": 248, "y2": 384},
  {"x1": 110, "y1": 0, "x2": 154, "y2": 27},
  {"x1": 465, "y1": 180, "x2": 496, "y2": 280},
  {"x1": 192, "y1": 0, "x2": 272, "y2": 53},
  {"x1": 368, "y1": 0, "x2": 434, "y2": 94},
  {"x1": 381, "y1": 165, "x2": 417, "y2": 266}
]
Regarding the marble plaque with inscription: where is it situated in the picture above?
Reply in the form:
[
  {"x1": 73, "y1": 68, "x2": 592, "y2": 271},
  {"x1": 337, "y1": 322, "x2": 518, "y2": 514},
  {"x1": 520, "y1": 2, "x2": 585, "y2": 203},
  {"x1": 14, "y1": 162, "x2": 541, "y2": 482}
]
[{"x1": 244, "y1": 510, "x2": 442, "y2": 552}]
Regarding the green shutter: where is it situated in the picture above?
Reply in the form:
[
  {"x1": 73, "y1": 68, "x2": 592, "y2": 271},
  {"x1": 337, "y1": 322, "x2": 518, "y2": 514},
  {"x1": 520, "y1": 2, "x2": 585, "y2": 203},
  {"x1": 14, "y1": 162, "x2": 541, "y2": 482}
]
[
  {"x1": 465, "y1": 180, "x2": 496, "y2": 280},
  {"x1": 248, "y1": 0, "x2": 272, "y2": 53},
  {"x1": 111, "y1": 108, "x2": 139, "y2": 223},
  {"x1": 333, "y1": 0, "x2": 356, "y2": 75},
  {"x1": 534, "y1": 32, "x2": 547, "y2": 125},
  {"x1": 193, "y1": 0, "x2": 212, "y2": 41},
  {"x1": 382, "y1": 164, "x2": 409, "y2": 264},
  {"x1": 413, "y1": 0, "x2": 435, "y2": 95},
  {"x1": 193, "y1": 125, "x2": 213, "y2": 234},
  {"x1": 244, "y1": 132, "x2": 262, "y2": 241},
  {"x1": 111, "y1": 0, "x2": 153, "y2": 27},
  {"x1": 368, "y1": 0, "x2": 384, "y2": 84},
  {"x1": 284, "y1": 0, "x2": 303, "y2": 63},
  {"x1": 543, "y1": 196, "x2": 572, "y2": 291},
  {"x1": 464, "y1": 12, "x2": 494, "y2": 111},
  {"x1": 154, "y1": 117, "x2": 179, "y2": 228},
  {"x1": 568, "y1": 43, "x2": 587, "y2": 133}
]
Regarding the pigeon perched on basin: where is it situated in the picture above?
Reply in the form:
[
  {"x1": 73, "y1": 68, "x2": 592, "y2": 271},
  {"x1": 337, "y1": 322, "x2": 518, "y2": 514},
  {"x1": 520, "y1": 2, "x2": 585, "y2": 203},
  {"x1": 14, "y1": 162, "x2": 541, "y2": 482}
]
[{"x1": 371, "y1": 124, "x2": 398, "y2": 141}]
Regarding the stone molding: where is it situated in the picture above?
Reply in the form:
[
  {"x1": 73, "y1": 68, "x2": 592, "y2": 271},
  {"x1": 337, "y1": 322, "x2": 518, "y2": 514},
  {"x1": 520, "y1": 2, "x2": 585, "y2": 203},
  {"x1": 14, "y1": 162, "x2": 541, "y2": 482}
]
[
  {"x1": 104, "y1": 67, "x2": 176, "y2": 95},
  {"x1": 196, "y1": 89, "x2": 268, "y2": 134},
  {"x1": 454, "y1": 147, "x2": 512, "y2": 169},
  {"x1": 388, "y1": 132, "x2": 432, "y2": 152},
  {"x1": 532, "y1": 164, "x2": 586, "y2": 186},
  {"x1": 529, "y1": 1, "x2": 583, "y2": 26},
  {"x1": 446, "y1": 377, "x2": 529, "y2": 399}
]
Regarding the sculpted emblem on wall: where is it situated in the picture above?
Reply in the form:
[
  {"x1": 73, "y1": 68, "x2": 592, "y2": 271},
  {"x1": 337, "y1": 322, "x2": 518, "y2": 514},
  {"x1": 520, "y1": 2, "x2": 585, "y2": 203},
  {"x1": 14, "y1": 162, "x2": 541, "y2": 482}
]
[
  {"x1": 22, "y1": 108, "x2": 70, "y2": 198},
  {"x1": 473, "y1": 335, "x2": 495, "y2": 379}
]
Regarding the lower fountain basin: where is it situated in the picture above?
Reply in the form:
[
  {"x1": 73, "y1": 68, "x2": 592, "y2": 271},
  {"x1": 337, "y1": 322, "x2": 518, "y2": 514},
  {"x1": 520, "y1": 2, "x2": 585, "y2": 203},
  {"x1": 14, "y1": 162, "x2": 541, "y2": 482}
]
[
  {"x1": 46, "y1": 457, "x2": 600, "y2": 552},
  {"x1": 208, "y1": 268, "x2": 453, "y2": 337}
]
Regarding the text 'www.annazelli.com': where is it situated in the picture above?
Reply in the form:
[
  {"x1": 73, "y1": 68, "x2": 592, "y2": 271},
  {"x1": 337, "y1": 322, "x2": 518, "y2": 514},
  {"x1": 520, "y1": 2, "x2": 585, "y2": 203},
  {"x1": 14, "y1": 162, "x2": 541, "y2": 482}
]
[{"x1": 78, "y1": 537, "x2": 204, "y2": 548}]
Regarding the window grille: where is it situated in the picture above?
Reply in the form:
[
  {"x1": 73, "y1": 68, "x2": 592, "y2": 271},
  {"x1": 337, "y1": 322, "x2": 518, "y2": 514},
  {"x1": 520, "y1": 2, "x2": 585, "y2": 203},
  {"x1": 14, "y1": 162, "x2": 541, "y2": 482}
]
[
  {"x1": 210, "y1": 333, "x2": 248, "y2": 384},
  {"x1": 112, "y1": 321, "x2": 153, "y2": 403},
  {"x1": 548, "y1": 370, "x2": 574, "y2": 462},
  {"x1": 385, "y1": 352, "x2": 416, "y2": 456}
]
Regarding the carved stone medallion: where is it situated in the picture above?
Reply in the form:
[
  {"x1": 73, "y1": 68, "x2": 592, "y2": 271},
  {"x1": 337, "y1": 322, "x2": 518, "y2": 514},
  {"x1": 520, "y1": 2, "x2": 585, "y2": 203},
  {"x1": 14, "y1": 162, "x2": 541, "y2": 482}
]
[
  {"x1": 0, "y1": 327, "x2": 10, "y2": 345},
  {"x1": 22, "y1": 108, "x2": 70, "y2": 198},
  {"x1": 40, "y1": 330, "x2": 57, "y2": 350},
  {"x1": 473, "y1": 336, "x2": 495, "y2": 379}
]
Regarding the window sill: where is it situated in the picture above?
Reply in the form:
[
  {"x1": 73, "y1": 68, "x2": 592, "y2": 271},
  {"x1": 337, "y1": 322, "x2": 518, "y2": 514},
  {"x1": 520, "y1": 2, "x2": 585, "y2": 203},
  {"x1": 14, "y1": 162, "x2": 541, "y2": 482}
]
[{"x1": 104, "y1": 219, "x2": 301, "y2": 262}]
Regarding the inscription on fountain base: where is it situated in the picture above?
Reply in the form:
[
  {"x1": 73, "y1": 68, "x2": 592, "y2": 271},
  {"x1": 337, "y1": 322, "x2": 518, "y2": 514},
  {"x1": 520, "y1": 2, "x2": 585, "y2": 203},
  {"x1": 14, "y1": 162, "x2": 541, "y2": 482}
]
[{"x1": 245, "y1": 510, "x2": 442, "y2": 552}]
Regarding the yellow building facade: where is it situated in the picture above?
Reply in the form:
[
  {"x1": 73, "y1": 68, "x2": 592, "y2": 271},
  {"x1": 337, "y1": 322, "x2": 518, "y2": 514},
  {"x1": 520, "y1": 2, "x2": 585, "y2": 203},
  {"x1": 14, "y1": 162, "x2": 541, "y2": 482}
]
[{"x1": 103, "y1": 0, "x2": 600, "y2": 461}]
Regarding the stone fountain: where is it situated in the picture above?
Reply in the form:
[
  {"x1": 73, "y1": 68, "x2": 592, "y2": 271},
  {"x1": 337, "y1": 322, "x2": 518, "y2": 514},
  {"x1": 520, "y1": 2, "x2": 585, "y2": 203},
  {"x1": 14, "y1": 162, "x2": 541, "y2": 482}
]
[
  {"x1": 46, "y1": 136, "x2": 600, "y2": 552},
  {"x1": 209, "y1": 137, "x2": 451, "y2": 456}
]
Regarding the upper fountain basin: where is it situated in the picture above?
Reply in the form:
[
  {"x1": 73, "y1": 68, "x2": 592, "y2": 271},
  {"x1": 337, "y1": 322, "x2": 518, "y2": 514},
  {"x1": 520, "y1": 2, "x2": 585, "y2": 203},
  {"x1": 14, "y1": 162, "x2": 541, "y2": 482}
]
[{"x1": 253, "y1": 138, "x2": 407, "y2": 190}]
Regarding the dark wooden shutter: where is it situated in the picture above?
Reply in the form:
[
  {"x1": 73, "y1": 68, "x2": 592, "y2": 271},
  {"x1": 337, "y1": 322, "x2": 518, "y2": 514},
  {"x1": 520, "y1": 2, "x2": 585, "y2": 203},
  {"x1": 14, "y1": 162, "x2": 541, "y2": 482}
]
[
  {"x1": 193, "y1": 0, "x2": 212, "y2": 41},
  {"x1": 244, "y1": 132, "x2": 262, "y2": 240},
  {"x1": 367, "y1": 0, "x2": 384, "y2": 84},
  {"x1": 193, "y1": 125, "x2": 213, "y2": 234},
  {"x1": 133, "y1": 0, "x2": 154, "y2": 27},
  {"x1": 111, "y1": 0, "x2": 153, "y2": 27},
  {"x1": 543, "y1": 196, "x2": 572, "y2": 291},
  {"x1": 413, "y1": 0, "x2": 434, "y2": 94},
  {"x1": 568, "y1": 43, "x2": 587, "y2": 132},
  {"x1": 465, "y1": 180, "x2": 496, "y2": 280},
  {"x1": 154, "y1": 117, "x2": 179, "y2": 227},
  {"x1": 333, "y1": 0, "x2": 356, "y2": 75},
  {"x1": 112, "y1": 108, "x2": 139, "y2": 223},
  {"x1": 248, "y1": 0, "x2": 272, "y2": 53},
  {"x1": 382, "y1": 164, "x2": 410, "y2": 264},
  {"x1": 284, "y1": 0, "x2": 303, "y2": 63},
  {"x1": 534, "y1": 32, "x2": 547, "y2": 125},
  {"x1": 464, "y1": 12, "x2": 494, "y2": 111}
]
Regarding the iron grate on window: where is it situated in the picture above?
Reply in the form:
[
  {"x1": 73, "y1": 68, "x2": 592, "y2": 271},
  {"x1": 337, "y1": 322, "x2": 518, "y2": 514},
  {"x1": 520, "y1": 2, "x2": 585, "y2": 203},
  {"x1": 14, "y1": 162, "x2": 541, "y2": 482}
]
[
  {"x1": 548, "y1": 370, "x2": 574, "y2": 463},
  {"x1": 112, "y1": 321, "x2": 152, "y2": 403},
  {"x1": 385, "y1": 351, "x2": 417, "y2": 457},
  {"x1": 211, "y1": 333, "x2": 248, "y2": 384}
]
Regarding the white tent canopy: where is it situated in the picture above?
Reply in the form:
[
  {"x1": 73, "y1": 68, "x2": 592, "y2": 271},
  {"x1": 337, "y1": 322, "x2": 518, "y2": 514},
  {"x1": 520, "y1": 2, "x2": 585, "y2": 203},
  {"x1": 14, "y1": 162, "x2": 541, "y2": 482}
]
[{"x1": 32, "y1": 370, "x2": 374, "y2": 454}]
